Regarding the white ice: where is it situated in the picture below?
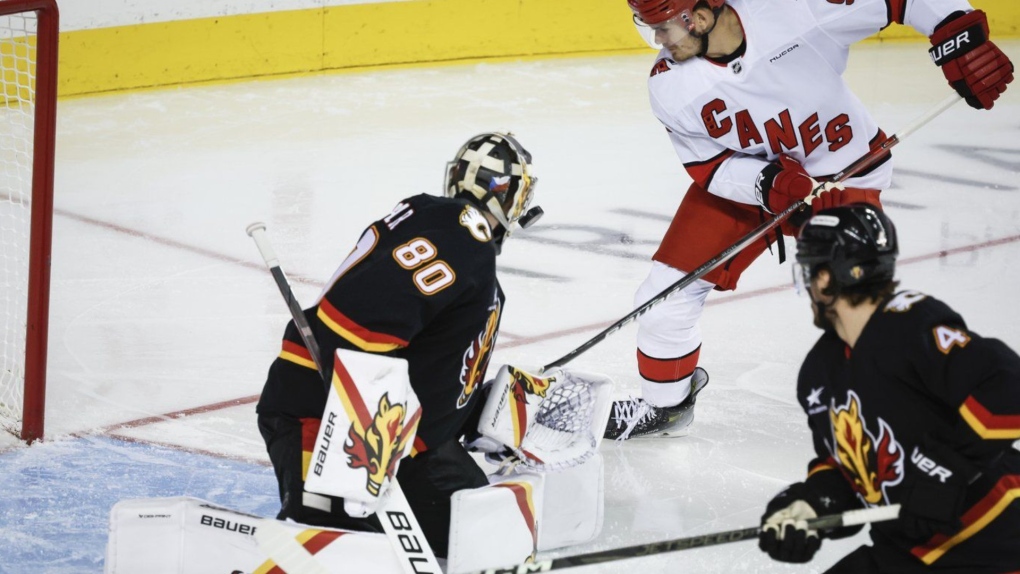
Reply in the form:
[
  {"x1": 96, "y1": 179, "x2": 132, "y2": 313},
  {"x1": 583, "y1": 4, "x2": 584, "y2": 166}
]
[{"x1": 1, "y1": 41, "x2": 1019, "y2": 573}]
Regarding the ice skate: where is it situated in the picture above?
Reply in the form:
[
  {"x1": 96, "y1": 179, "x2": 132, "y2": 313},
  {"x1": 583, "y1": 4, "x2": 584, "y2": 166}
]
[{"x1": 604, "y1": 367, "x2": 709, "y2": 440}]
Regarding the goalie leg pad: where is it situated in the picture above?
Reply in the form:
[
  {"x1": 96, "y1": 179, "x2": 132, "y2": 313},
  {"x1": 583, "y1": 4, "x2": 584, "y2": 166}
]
[
  {"x1": 446, "y1": 472, "x2": 545, "y2": 574},
  {"x1": 105, "y1": 497, "x2": 405, "y2": 574},
  {"x1": 537, "y1": 453, "x2": 605, "y2": 551}
]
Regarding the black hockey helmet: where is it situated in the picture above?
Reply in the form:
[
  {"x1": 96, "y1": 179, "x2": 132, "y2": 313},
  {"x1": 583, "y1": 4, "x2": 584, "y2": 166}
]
[
  {"x1": 444, "y1": 132, "x2": 543, "y2": 250},
  {"x1": 795, "y1": 204, "x2": 898, "y2": 289}
]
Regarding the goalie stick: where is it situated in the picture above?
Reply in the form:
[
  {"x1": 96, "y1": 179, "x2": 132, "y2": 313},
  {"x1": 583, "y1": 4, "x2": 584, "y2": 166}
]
[
  {"x1": 246, "y1": 222, "x2": 443, "y2": 574},
  {"x1": 541, "y1": 94, "x2": 964, "y2": 372},
  {"x1": 472, "y1": 504, "x2": 902, "y2": 573}
]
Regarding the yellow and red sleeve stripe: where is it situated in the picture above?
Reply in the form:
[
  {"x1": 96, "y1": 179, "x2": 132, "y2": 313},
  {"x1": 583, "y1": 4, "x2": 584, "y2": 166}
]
[
  {"x1": 494, "y1": 481, "x2": 538, "y2": 555},
  {"x1": 253, "y1": 529, "x2": 345, "y2": 573},
  {"x1": 911, "y1": 474, "x2": 1020, "y2": 565},
  {"x1": 412, "y1": 436, "x2": 428, "y2": 458},
  {"x1": 317, "y1": 299, "x2": 408, "y2": 353},
  {"x1": 299, "y1": 417, "x2": 322, "y2": 481},
  {"x1": 807, "y1": 457, "x2": 839, "y2": 478},
  {"x1": 279, "y1": 340, "x2": 317, "y2": 370},
  {"x1": 959, "y1": 396, "x2": 1020, "y2": 440}
]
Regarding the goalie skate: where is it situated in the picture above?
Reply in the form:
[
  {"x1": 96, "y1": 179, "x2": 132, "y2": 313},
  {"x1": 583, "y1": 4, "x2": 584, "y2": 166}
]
[{"x1": 604, "y1": 367, "x2": 709, "y2": 440}]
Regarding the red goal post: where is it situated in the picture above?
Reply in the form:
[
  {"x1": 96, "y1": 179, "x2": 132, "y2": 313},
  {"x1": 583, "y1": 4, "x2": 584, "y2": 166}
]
[{"x1": 0, "y1": 0, "x2": 57, "y2": 443}]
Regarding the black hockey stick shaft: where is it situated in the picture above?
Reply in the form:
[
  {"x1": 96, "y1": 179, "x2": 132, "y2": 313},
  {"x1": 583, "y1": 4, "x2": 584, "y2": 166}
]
[
  {"x1": 540, "y1": 94, "x2": 962, "y2": 372},
  {"x1": 246, "y1": 222, "x2": 328, "y2": 386},
  {"x1": 476, "y1": 505, "x2": 901, "y2": 573}
]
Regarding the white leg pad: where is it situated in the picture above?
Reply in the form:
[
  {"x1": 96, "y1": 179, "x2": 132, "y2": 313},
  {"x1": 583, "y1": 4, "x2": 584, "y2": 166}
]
[
  {"x1": 446, "y1": 472, "x2": 545, "y2": 574},
  {"x1": 537, "y1": 453, "x2": 605, "y2": 551},
  {"x1": 104, "y1": 496, "x2": 404, "y2": 574}
]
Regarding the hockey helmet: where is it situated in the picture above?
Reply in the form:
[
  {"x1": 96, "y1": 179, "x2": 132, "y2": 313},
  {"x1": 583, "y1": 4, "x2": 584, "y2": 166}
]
[
  {"x1": 629, "y1": 0, "x2": 725, "y2": 27},
  {"x1": 444, "y1": 132, "x2": 542, "y2": 246},
  {"x1": 794, "y1": 204, "x2": 898, "y2": 291}
]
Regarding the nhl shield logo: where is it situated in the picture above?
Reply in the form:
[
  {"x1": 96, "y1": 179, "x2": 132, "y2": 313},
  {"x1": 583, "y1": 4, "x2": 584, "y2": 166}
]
[{"x1": 731, "y1": 61, "x2": 743, "y2": 75}]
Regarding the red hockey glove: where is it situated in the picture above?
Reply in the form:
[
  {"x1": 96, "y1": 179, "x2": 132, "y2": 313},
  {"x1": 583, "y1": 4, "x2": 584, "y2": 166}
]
[
  {"x1": 756, "y1": 155, "x2": 844, "y2": 215},
  {"x1": 930, "y1": 10, "x2": 1014, "y2": 110}
]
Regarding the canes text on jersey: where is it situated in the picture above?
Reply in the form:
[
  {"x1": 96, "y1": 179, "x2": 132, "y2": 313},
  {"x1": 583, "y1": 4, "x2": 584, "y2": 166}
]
[{"x1": 701, "y1": 101, "x2": 853, "y2": 156}]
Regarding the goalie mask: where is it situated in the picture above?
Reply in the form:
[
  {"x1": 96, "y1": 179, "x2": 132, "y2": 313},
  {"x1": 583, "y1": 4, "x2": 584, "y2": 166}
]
[{"x1": 444, "y1": 132, "x2": 542, "y2": 253}]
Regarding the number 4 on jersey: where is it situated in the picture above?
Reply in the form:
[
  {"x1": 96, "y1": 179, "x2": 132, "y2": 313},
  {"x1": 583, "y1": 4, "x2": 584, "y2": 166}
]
[{"x1": 933, "y1": 325, "x2": 971, "y2": 354}]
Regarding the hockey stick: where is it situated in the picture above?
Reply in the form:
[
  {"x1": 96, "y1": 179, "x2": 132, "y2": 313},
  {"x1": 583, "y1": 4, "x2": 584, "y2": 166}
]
[
  {"x1": 474, "y1": 504, "x2": 901, "y2": 573},
  {"x1": 540, "y1": 94, "x2": 963, "y2": 372},
  {"x1": 246, "y1": 222, "x2": 443, "y2": 574}
]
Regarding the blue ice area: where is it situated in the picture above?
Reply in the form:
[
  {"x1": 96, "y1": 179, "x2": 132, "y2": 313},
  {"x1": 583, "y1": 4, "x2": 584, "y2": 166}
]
[{"x1": 0, "y1": 436, "x2": 278, "y2": 574}]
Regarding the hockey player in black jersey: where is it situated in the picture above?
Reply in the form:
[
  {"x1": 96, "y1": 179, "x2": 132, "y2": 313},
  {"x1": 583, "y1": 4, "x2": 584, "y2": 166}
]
[
  {"x1": 256, "y1": 132, "x2": 543, "y2": 556},
  {"x1": 759, "y1": 204, "x2": 1020, "y2": 573}
]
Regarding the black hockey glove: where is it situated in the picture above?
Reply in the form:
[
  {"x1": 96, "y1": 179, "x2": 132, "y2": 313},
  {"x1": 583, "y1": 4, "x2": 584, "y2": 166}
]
[
  {"x1": 758, "y1": 482, "x2": 824, "y2": 563},
  {"x1": 897, "y1": 434, "x2": 981, "y2": 541}
]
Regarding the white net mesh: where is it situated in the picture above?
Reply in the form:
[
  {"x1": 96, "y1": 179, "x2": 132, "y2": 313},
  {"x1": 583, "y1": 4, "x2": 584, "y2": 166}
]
[
  {"x1": 0, "y1": 10, "x2": 38, "y2": 436},
  {"x1": 517, "y1": 372, "x2": 599, "y2": 471}
]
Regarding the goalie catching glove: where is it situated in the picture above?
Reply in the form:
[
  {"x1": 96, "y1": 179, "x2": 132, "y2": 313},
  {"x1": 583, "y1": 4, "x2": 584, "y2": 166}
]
[{"x1": 930, "y1": 10, "x2": 1014, "y2": 110}]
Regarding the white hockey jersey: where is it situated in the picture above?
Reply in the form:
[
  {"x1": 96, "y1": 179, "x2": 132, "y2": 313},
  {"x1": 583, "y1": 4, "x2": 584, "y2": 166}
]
[{"x1": 648, "y1": 0, "x2": 971, "y2": 205}]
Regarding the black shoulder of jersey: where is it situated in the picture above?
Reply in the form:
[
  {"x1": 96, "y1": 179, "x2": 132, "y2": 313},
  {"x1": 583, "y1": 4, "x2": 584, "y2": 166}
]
[
  {"x1": 877, "y1": 290, "x2": 967, "y2": 332},
  {"x1": 379, "y1": 193, "x2": 498, "y2": 273}
]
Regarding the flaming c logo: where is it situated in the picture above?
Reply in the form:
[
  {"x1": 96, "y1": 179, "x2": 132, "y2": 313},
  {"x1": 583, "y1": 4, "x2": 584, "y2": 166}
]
[
  {"x1": 510, "y1": 367, "x2": 552, "y2": 403},
  {"x1": 344, "y1": 393, "x2": 415, "y2": 496},
  {"x1": 456, "y1": 292, "x2": 501, "y2": 409},
  {"x1": 507, "y1": 367, "x2": 555, "y2": 448},
  {"x1": 829, "y1": 391, "x2": 904, "y2": 505}
]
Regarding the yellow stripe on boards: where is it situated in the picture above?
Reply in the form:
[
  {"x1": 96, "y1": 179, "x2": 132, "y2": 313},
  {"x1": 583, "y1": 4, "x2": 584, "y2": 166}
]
[
  {"x1": 55, "y1": 0, "x2": 1020, "y2": 97},
  {"x1": 59, "y1": 8, "x2": 325, "y2": 96}
]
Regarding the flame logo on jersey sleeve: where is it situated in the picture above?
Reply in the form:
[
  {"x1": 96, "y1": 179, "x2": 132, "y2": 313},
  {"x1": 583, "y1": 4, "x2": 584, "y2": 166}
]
[
  {"x1": 830, "y1": 391, "x2": 904, "y2": 505},
  {"x1": 456, "y1": 292, "x2": 502, "y2": 409},
  {"x1": 344, "y1": 393, "x2": 413, "y2": 496}
]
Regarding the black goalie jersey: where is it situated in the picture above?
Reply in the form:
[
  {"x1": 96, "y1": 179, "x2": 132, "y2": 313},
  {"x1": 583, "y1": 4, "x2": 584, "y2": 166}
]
[
  {"x1": 257, "y1": 194, "x2": 504, "y2": 453},
  {"x1": 797, "y1": 290, "x2": 1020, "y2": 573}
]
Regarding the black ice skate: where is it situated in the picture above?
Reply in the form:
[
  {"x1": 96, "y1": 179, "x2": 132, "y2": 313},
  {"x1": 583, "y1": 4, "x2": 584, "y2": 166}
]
[{"x1": 604, "y1": 367, "x2": 709, "y2": 440}]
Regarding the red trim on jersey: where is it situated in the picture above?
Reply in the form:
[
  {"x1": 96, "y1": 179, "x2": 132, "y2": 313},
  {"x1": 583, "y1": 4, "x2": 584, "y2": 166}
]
[
  {"x1": 886, "y1": 0, "x2": 907, "y2": 25},
  {"x1": 318, "y1": 299, "x2": 409, "y2": 348},
  {"x1": 683, "y1": 149, "x2": 736, "y2": 190},
  {"x1": 300, "y1": 417, "x2": 321, "y2": 452},
  {"x1": 910, "y1": 474, "x2": 1020, "y2": 564},
  {"x1": 962, "y1": 396, "x2": 1020, "y2": 432},
  {"x1": 638, "y1": 345, "x2": 701, "y2": 383},
  {"x1": 413, "y1": 436, "x2": 428, "y2": 456},
  {"x1": 807, "y1": 457, "x2": 839, "y2": 478},
  {"x1": 650, "y1": 59, "x2": 671, "y2": 77}
]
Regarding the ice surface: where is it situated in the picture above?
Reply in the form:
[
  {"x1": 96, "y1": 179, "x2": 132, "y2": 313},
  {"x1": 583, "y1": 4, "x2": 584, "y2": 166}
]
[{"x1": 1, "y1": 40, "x2": 1019, "y2": 572}]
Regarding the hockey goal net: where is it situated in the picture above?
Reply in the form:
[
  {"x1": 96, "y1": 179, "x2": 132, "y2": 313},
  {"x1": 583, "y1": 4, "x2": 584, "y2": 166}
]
[{"x1": 0, "y1": 0, "x2": 57, "y2": 443}]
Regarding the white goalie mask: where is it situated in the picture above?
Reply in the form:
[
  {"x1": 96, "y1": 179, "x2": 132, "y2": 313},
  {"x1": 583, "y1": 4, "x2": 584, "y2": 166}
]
[{"x1": 444, "y1": 132, "x2": 543, "y2": 251}]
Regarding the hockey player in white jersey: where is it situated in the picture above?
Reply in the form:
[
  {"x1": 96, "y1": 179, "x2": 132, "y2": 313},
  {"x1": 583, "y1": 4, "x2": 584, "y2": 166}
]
[{"x1": 605, "y1": 0, "x2": 1013, "y2": 439}]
